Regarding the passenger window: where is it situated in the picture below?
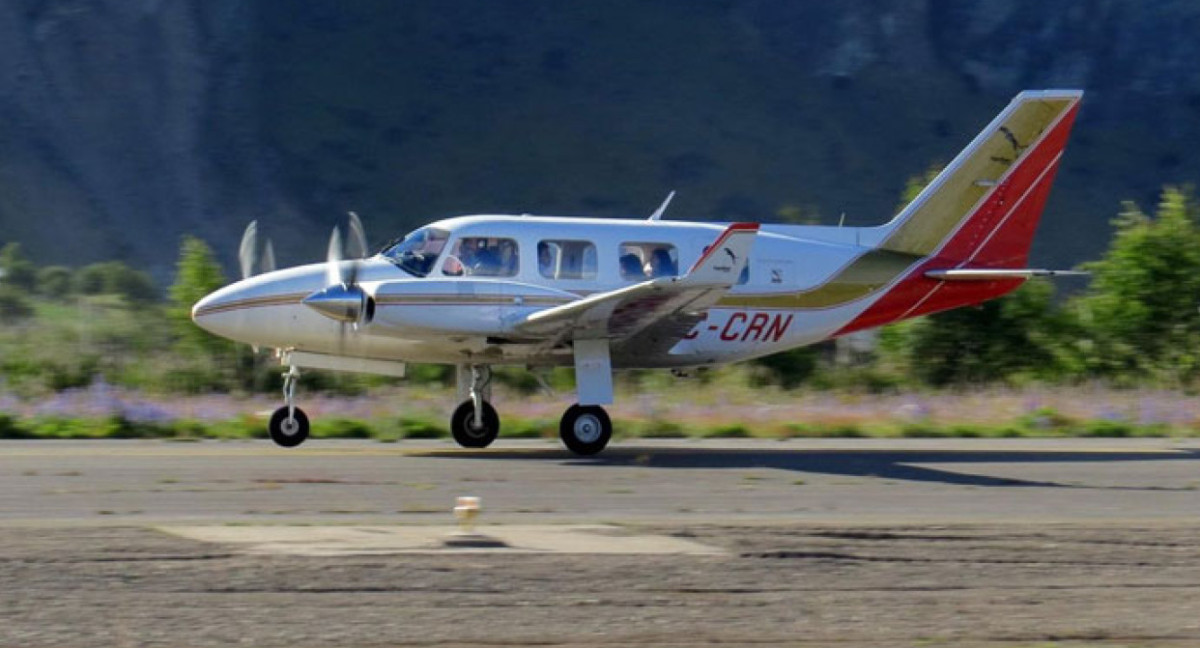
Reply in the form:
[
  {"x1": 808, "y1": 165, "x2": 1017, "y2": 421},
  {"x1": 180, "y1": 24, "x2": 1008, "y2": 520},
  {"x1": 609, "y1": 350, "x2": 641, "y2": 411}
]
[
  {"x1": 537, "y1": 240, "x2": 597, "y2": 280},
  {"x1": 442, "y1": 237, "x2": 519, "y2": 277},
  {"x1": 619, "y1": 242, "x2": 677, "y2": 280}
]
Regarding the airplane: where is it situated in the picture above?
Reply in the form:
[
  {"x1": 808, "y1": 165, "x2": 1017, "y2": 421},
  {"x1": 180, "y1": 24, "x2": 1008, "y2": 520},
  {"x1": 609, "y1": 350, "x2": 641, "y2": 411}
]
[{"x1": 192, "y1": 89, "x2": 1083, "y2": 456}]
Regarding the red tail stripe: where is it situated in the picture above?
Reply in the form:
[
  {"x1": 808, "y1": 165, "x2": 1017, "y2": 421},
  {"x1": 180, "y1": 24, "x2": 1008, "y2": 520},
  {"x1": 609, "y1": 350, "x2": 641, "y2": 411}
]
[{"x1": 835, "y1": 101, "x2": 1080, "y2": 335}]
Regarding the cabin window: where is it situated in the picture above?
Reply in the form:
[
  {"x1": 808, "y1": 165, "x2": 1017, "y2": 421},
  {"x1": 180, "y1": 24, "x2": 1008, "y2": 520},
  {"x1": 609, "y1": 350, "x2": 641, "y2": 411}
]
[
  {"x1": 537, "y1": 240, "x2": 597, "y2": 280},
  {"x1": 619, "y1": 242, "x2": 677, "y2": 280},
  {"x1": 442, "y1": 237, "x2": 519, "y2": 277}
]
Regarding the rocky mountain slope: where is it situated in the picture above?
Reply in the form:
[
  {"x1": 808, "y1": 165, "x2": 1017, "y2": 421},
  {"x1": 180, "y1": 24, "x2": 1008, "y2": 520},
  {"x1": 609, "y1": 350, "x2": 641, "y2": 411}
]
[{"x1": 2, "y1": 0, "x2": 1198, "y2": 278}]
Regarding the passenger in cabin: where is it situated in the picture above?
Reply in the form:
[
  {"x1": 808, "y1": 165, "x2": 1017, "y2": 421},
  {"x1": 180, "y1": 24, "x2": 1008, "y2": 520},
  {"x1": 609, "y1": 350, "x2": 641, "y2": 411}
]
[
  {"x1": 497, "y1": 239, "x2": 518, "y2": 276},
  {"x1": 538, "y1": 242, "x2": 554, "y2": 277},
  {"x1": 465, "y1": 239, "x2": 500, "y2": 276},
  {"x1": 619, "y1": 253, "x2": 645, "y2": 280},
  {"x1": 648, "y1": 247, "x2": 677, "y2": 278}
]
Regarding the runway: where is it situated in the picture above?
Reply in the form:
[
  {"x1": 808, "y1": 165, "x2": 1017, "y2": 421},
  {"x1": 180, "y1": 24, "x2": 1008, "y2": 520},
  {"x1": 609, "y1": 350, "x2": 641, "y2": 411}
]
[
  {"x1": 2, "y1": 438, "x2": 1199, "y2": 526},
  {"x1": 3, "y1": 438, "x2": 1200, "y2": 647}
]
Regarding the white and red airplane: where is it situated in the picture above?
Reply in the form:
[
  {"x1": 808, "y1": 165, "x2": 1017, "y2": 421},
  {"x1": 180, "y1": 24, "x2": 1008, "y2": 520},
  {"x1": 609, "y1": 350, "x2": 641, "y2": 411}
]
[{"x1": 193, "y1": 89, "x2": 1082, "y2": 455}]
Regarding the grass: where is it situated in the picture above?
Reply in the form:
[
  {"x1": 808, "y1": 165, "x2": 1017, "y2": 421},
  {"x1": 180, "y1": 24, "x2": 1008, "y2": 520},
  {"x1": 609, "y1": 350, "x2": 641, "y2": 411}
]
[{"x1": 0, "y1": 410, "x2": 1196, "y2": 441}]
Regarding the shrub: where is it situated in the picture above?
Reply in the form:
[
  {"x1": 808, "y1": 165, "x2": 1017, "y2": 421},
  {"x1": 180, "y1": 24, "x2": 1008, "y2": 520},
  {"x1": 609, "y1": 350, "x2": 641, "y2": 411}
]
[
  {"x1": 398, "y1": 416, "x2": 446, "y2": 439},
  {"x1": 1018, "y1": 407, "x2": 1075, "y2": 431},
  {"x1": 505, "y1": 418, "x2": 554, "y2": 438},
  {"x1": 36, "y1": 266, "x2": 74, "y2": 298},
  {"x1": 0, "y1": 414, "x2": 30, "y2": 439},
  {"x1": 0, "y1": 286, "x2": 34, "y2": 322},
  {"x1": 1079, "y1": 419, "x2": 1134, "y2": 438},
  {"x1": 312, "y1": 418, "x2": 373, "y2": 439},
  {"x1": 638, "y1": 419, "x2": 687, "y2": 438},
  {"x1": 818, "y1": 423, "x2": 866, "y2": 438},
  {"x1": 74, "y1": 261, "x2": 158, "y2": 304},
  {"x1": 705, "y1": 424, "x2": 751, "y2": 438}
]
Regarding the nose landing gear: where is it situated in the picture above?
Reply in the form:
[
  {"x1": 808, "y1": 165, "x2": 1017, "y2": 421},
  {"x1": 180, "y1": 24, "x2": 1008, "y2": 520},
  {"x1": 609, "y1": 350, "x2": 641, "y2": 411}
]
[
  {"x1": 450, "y1": 365, "x2": 500, "y2": 448},
  {"x1": 268, "y1": 365, "x2": 309, "y2": 448}
]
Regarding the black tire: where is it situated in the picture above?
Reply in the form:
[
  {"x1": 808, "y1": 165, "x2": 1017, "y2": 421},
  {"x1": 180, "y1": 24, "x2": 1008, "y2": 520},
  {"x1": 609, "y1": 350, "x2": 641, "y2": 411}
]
[
  {"x1": 559, "y1": 404, "x2": 612, "y2": 456},
  {"x1": 269, "y1": 406, "x2": 310, "y2": 448},
  {"x1": 450, "y1": 400, "x2": 500, "y2": 448}
]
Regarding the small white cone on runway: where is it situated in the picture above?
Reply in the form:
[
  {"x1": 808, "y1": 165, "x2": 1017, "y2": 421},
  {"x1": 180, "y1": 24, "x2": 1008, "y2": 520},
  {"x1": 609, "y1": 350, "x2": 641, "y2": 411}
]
[{"x1": 444, "y1": 496, "x2": 507, "y2": 548}]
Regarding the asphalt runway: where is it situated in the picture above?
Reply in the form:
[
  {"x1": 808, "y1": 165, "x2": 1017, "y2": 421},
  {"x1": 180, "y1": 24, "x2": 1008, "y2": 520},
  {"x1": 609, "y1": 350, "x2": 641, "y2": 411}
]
[
  {"x1": 3, "y1": 438, "x2": 1200, "y2": 647},
  {"x1": 2, "y1": 438, "x2": 1199, "y2": 525}
]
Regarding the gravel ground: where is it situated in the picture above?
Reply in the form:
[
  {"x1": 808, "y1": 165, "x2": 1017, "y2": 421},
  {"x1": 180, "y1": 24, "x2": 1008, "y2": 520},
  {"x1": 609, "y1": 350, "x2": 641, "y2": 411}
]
[{"x1": 2, "y1": 523, "x2": 1200, "y2": 647}]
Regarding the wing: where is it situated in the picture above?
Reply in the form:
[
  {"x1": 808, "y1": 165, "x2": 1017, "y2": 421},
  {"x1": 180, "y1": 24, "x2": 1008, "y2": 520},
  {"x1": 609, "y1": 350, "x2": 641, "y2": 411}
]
[{"x1": 512, "y1": 223, "x2": 759, "y2": 344}]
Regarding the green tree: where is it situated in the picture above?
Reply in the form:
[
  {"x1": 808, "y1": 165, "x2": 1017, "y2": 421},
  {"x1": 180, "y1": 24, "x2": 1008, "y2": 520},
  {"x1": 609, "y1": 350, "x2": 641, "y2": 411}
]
[
  {"x1": 749, "y1": 345, "x2": 821, "y2": 389},
  {"x1": 36, "y1": 266, "x2": 74, "y2": 298},
  {"x1": 73, "y1": 261, "x2": 157, "y2": 304},
  {"x1": 889, "y1": 279, "x2": 1069, "y2": 386},
  {"x1": 169, "y1": 236, "x2": 229, "y2": 355},
  {"x1": 1070, "y1": 187, "x2": 1200, "y2": 383},
  {"x1": 876, "y1": 163, "x2": 1073, "y2": 386},
  {"x1": 896, "y1": 163, "x2": 943, "y2": 213},
  {"x1": 0, "y1": 286, "x2": 33, "y2": 323},
  {"x1": 0, "y1": 242, "x2": 37, "y2": 291}
]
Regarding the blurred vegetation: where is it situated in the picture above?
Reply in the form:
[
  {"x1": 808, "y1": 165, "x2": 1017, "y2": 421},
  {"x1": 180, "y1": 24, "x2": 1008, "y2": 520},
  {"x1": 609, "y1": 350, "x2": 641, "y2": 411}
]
[
  {"x1": 0, "y1": 408, "x2": 1193, "y2": 441},
  {"x1": 2, "y1": 186, "x2": 1200, "y2": 404}
]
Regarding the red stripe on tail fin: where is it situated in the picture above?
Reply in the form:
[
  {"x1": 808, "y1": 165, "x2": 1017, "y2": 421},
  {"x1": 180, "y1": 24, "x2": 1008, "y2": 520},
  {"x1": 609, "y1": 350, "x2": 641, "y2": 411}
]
[{"x1": 836, "y1": 96, "x2": 1080, "y2": 335}]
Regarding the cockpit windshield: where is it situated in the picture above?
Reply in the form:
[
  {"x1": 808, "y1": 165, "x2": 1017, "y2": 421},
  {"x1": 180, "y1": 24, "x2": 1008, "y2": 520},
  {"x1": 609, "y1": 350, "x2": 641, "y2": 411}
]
[{"x1": 381, "y1": 227, "x2": 449, "y2": 277}]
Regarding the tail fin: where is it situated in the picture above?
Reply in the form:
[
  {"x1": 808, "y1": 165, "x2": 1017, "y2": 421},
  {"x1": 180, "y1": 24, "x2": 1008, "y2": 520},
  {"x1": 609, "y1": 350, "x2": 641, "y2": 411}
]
[
  {"x1": 836, "y1": 90, "x2": 1082, "y2": 335},
  {"x1": 876, "y1": 89, "x2": 1081, "y2": 267}
]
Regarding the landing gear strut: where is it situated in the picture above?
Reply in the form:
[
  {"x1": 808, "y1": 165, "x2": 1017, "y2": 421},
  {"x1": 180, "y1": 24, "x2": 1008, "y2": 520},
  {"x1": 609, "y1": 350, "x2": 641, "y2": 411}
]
[
  {"x1": 451, "y1": 365, "x2": 499, "y2": 448},
  {"x1": 269, "y1": 365, "x2": 309, "y2": 448},
  {"x1": 559, "y1": 404, "x2": 612, "y2": 456}
]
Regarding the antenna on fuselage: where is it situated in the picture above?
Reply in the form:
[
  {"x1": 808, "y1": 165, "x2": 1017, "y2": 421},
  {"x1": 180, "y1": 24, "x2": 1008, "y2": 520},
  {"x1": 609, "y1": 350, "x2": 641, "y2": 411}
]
[{"x1": 647, "y1": 190, "x2": 676, "y2": 221}]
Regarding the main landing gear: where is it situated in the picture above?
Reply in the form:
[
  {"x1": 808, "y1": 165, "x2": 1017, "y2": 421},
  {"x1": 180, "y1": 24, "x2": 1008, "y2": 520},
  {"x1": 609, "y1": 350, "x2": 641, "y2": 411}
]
[
  {"x1": 269, "y1": 365, "x2": 309, "y2": 448},
  {"x1": 558, "y1": 404, "x2": 612, "y2": 456},
  {"x1": 450, "y1": 364, "x2": 613, "y2": 455}
]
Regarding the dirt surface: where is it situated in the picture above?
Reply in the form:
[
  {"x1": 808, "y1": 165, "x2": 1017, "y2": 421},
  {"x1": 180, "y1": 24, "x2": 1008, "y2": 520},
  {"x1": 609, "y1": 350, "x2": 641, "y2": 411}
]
[
  {"x1": 2, "y1": 439, "x2": 1200, "y2": 646},
  {"x1": 1, "y1": 524, "x2": 1198, "y2": 647}
]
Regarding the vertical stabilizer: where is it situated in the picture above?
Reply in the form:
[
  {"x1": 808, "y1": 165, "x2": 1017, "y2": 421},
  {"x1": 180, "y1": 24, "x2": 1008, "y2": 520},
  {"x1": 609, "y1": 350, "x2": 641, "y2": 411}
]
[
  {"x1": 877, "y1": 90, "x2": 1081, "y2": 265},
  {"x1": 836, "y1": 90, "x2": 1082, "y2": 334}
]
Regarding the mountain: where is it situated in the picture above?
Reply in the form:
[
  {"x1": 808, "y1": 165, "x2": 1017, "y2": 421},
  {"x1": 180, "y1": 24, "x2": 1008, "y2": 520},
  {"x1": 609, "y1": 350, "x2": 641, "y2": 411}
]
[{"x1": 2, "y1": 0, "x2": 1199, "y2": 279}]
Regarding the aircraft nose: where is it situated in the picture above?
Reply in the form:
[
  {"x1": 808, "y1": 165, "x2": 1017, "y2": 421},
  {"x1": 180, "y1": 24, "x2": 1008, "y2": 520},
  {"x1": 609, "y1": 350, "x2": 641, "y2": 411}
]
[
  {"x1": 191, "y1": 288, "x2": 229, "y2": 335},
  {"x1": 191, "y1": 281, "x2": 257, "y2": 341}
]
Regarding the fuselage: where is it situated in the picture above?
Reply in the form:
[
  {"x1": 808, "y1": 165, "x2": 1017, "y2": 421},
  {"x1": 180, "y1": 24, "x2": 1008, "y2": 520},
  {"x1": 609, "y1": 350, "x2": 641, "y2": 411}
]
[{"x1": 192, "y1": 214, "x2": 909, "y2": 369}]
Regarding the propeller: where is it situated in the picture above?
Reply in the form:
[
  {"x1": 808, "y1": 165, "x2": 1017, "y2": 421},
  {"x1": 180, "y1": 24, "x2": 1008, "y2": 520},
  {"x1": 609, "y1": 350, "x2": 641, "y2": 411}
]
[
  {"x1": 303, "y1": 212, "x2": 375, "y2": 338},
  {"x1": 238, "y1": 220, "x2": 277, "y2": 280}
]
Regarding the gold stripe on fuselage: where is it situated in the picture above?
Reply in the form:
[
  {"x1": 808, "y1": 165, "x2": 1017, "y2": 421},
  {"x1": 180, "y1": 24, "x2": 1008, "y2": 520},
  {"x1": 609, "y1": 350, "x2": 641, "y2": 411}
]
[
  {"x1": 192, "y1": 293, "x2": 309, "y2": 317},
  {"x1": 717, "y1": 248, "x2": 920, "y2": 309}
]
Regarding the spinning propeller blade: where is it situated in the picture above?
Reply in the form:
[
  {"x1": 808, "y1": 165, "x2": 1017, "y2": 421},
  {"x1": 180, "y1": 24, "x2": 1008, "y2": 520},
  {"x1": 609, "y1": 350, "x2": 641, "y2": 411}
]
[
  {"x1": 260, "y1": 239, "x2": 276, "y2": 274},
  {"x1": 326, "y1": 226, "x2": 345, "y2": 287},
  {"x1": 347, "y1": 211, "x2": 368, "y2": 259},
  {"x1": 238, "y1": 221, "x2": 258, "y2": 280},
  {"x1": 306, "y1": 212, "x2": 375, "y2": 345}
]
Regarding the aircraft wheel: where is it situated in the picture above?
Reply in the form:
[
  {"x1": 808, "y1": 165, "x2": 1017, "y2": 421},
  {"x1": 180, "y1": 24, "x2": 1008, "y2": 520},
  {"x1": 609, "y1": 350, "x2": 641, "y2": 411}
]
[
  {"x1": 451, "y1": 400, "x2": 500, "y2": 448},
  {"x1": 269, "y1": 406, "x2": 310, "y2": 448},
  {"x1": 559, "y1": 404, "x2": 612, "y2": 456}
]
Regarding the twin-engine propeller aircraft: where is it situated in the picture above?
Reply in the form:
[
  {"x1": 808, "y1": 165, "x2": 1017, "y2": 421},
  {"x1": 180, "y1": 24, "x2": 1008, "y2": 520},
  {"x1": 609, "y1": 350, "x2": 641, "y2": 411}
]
[{"x1": 193, "y1": 89, "x2": 1083, "y2": 456}]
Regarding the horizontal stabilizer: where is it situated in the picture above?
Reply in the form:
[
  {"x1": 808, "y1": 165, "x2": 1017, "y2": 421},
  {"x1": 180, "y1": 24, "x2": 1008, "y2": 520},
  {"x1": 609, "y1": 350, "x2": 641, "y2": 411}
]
[{"x1": 924, "y1": 268, "x2": 1088, "y2": 281}]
